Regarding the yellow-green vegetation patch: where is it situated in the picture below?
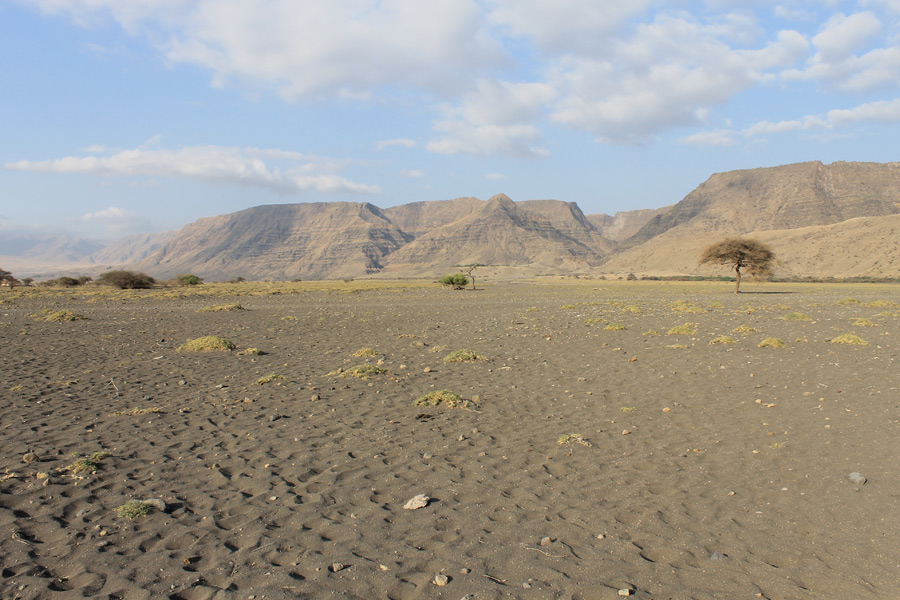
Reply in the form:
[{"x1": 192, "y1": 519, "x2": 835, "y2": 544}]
[
  {"x1": 758, "y1": 337, "x2": 785, "y2": 348},
  {"x1": 585, "y1": 317, "x2": 606, "y2": 325},
  {"x1": 620, "y1": 406, "x2": 637, "y2": 412},
  {"x1": 863, "y1": 300, "x2": 898, "y2": 308},
  {"x1": 557, "y1": 433, "x2": 592, "y2": 447},
  {"x1": 115, "y1": 500, "x2": 153, "y2": 520},
  {"x1": 10, "y1": 385, "x2": 23, "y2": 392},
  {"x1": 280, "y1": 315, "x2": 297, "y2": 321},
  {"x1": 709, "y1": 336, "x2": 735, "y2": 345},
  {"x1": 732, "y1": 325, "x2": 761, "y2": 334},
  {"x1": 39, "y1": 310, "x2": 88, "y2": 322},
  {"x1": 341, "y1": 364, "x2": 387, "y2": 379},
  {"x1": 197, "y1": 302, "x2": 245, "y2": 312},
  {"x1": 667, "y1": 323, "x2": 697, "y2": 335},
  {"x1": 63, "y1": 451, "x2": 111, "y2": 474},
  {"x1": 352, "y1": 347, "x2": 379, "y2": 358},
  {"x1": 708, "y1": 301, "x2": 725, "y2": 309},
  {"x1": 255, "y1": 373, "x2": 286, "y2": 385},
  {"x1": 604, "y1": 322, "x2": 627, "y2": 331},
  {"x1": 415, "y1": 389, "x2": 468, "y2": 408},
  {"x1": 237, "y1": 347, "x2": 265, "y2": 355},
  {"x1": 852, "y1": 318, "x2": 874, "y2": 327},
  {"x1": 444, "y1": 349, "x2": 485, "y2": 363},
  {"x1": 837, "y1": 298, "x2": 860, "y2": 305},
  {"x1": 781, "y1": 312, "x2": 811, "y2": 321},
  {"x1": 112, "y1": 407, "x2": 161, "y2": 416},
  {"x1": 643, "y1": 330, "x2": 659, "y2": 336},
  {"x1": 561, "y1": 304, "x2": 578, "y2": 309},
  {"x1": 668, "y1": 300, "x2": 704, "y2": 313},
  {"x1": 831, "y1": 333, "x2": 868, "y2": 346},
  {"x1": 622, "y1": 305, "x2": 642, "y2": 313},
  {"x1": 177, "y1": 336, "x2": 236, "y2": 352}
]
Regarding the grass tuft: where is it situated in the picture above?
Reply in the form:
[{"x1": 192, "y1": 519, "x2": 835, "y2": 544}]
[
  {"x1": 341, "y1": 364, "x2": 386, "y2": 379},
  {"x1": 709, "y1": 336, "x2": 735, "y2": 345},
  {"x1": 604, "y1": 322, "x2": 627, "y2": 331},
  {"x1": 831, "y1": 333, "x2": 869, "y2": 346},
  {"x1": 852, "y1": 318, "x2": 874, "y2": 327},
  {"x1": 758, "y1": 337, "x2": 785, "y2": 348},
  {"x1": 177, "y1": 336, "x2": 235, "y2": 352},
  {"x1": 352, "y1": 347, "x2": 379, "y2": 358},
  {"x1": 197, "y1": 302, "x2": 245, "y2": 312},
  {"x1": 41, "y1": 310, "x2": 87, "y2": 322},
  {"x1": 115, "y1": 500, "x2": 152, "y2": 519},
  {"x1": 781, "y1": 312, "x2": 811, "y2": 321},
  {"x1": 414, "y1": 389, "x2": 467, "y2": 408},
  {"x1": 444, "y1": 349, "x2": 485, "y2": 363},
  {"x1": 667, "y1": 323, "x2": 697, "y2": 335},
  {"x1": 255, "y1": 373, "x2": 286, "y2": 385}
]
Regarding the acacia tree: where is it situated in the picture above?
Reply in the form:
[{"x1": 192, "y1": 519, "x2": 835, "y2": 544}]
[{"x1": 699, "y1": 238, "x2": 775, "y2": 293}]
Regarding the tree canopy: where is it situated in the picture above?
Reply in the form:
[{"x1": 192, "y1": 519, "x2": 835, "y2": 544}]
[{"x1": 699, "y1": 238, "x2": 775, "y2": 293}]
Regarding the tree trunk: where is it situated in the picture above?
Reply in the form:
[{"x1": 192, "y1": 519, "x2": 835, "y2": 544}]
[{"x1": 734, "y1": 265, "x2": 742, "y2": 293}]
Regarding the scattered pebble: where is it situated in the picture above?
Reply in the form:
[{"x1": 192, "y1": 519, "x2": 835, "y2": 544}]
[
  {"x1": 618, "y1": 589, "x2": 633, "y2": 597},
  {"x1": 141, "y1": 498, "x2": 167, "y2": 512},
  {"x1": 403, "y1": 494, "x2": 430, "y2": 510},
  {"x1": 423, "y1": 367, "x2": 431, "y2": 373},
  {"x1": 710, "y1": 551, "x2": 727, "y2": 560},
  {"x1": 433, "y1": 573, "x2": 449, "y2": 586},
  {"x1": 22, "y1": 452, "x2": 39, "y2": 464},
  {"x1": 310, "y1": 394, "x2": 320, "y2": 401},
  {"x1": 330, "y1": 562, "x2": 344, "y2": 573},
  {"x1": 539, "y1": 536, "x2": 552, "y2": 546},
  {"x1": 849, "y1": 472, "x2": 867, "y2": 485},
  {"x1": 622, "y1": 430, "x2": 631, "y2": 435}
]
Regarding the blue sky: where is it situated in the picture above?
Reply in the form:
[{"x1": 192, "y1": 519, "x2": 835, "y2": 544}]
[{"x1": 3, "y1": 0, "x2": 900, "y2": 239}]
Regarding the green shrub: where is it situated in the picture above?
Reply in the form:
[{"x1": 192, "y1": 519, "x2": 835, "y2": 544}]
[
  {"x1": 96, "y1": 270, "x2": 156, "y2": 290},
  {"x1": 177, "y1": 274, "x2": 202, "y2": 286},
  {"x1": 604, "y1": 322, "x2": 627, "y2": 331},
  {"x1": 758, "y1": 337, "x2": 785, "y2": 348},
  {"x1": 852, "y1": 318, "x2": 874, "y2": 327},
  {"x1": 732, "y1": 325, "x2": 760, "y2": 334},
  {"x1": 177, "y1": 336, "x2": 235, "y2": 352},
  {"x1": 352, "y1": 347, "x2": 379, "y2": 357},
  {"x1": 439, "y1": 273, "x2": 469, "y2": 289}
]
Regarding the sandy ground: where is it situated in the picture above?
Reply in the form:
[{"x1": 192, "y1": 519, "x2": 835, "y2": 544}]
[{"x1": 1, "y1": 280, "x2": 899, "y2": 600}]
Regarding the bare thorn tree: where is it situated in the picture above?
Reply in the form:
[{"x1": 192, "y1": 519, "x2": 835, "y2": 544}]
[{"x1": 699, "y1": 238, "x2": 775, "y2": 293}]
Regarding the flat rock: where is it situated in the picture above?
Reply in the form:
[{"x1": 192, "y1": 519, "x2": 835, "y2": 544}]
[{"x1": 403, "y1": 494, "x2": 430, "y2": 510}]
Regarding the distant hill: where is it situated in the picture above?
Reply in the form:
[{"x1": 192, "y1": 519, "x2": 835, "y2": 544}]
[
  {"x1": 603, "y1": 161, "x2": 900, "y2": 277},
  {"x1": 6, "y1": 160, "x2": 900, "y2": 281}
]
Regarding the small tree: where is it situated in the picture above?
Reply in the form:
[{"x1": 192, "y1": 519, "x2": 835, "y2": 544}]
[
  {"x1": 699, "y1": 238, "x2": 774, "y2": 293},
  {"x1": 176, "y1": 274, "x2": 202, "y2": 286},
  {"x1": 439, "y1": 273, "x2": 469, "y2": 290},
  {"x1": 0, "y1": 268, "x2": 19, "y2": 288},
  {"x1": 96, "y1": 270, "x2": 156, "y2": 290}
]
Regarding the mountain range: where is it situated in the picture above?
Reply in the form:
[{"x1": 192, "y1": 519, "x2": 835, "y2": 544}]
[{"x1": 4, "y1": 161, "x2": 900, "y2": 280}]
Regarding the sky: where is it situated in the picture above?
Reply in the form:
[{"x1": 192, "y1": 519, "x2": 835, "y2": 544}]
[{"x1": 3, "y1": 0, "x2": 900, "y2": 240}]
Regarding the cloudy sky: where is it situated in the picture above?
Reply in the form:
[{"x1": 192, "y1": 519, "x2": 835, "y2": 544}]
[{"x1": 3, "y1": 0, "x2": 900, "y2": 238}]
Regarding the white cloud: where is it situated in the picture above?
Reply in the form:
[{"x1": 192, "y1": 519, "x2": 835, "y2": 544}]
[
  {"x1": 549, "y1": 15, "x2": 808, "y2": 143},
  {"x1": 486, "y1": 172, "x2": 505, "y2": 180},
  {"x1": 427, "y1": 79, "x2": 556, "y2": 156},
  {"x1": 488, "y1": 0, "x2": 654, "y2": 55},
  {"x1": 812, "y1": 12, "x2": 881, "y2": 62},
  {"x1": 5, "y1": 145, "x2": 380, "y2": 195},
  {"x1": 30, "y1": 0, "x2": 505, "y2": 100},
  {"x1": 678, "y1": 130, "x2": 737, "y2": 147},
  {"x1": 400, "y1": 169, "x2": 424, "y2": 178},
  {"x1": 81, "y1": 206, "x2": 146, "y2": 234},
  {"x1": 377, "y1": 138, "x2": 417, "y2": 151}
]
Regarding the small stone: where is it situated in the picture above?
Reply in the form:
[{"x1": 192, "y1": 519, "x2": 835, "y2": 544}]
[
  {"x1": 596, "y1": 533, "x2": 605, "y2": 540},
  {"x1": 433, "y1": 574, "x2": 449, "y2": 586},
  {"x1": 710, "y1": 551, "x2": 727, "y2": 560},
  {"x1": 539, "y1": 536, "x2": 552, "y2": 546},
  {"x1": 424, "y1": 367, "x2": 432, "y2": 373},
  {"x1": 460, "y1": 568, "x2": 470, "y2": 574},
  {"x1": 472, "y1": 395, "x2": 481, "y2": 403},
  {"x1": 622, "y1": 429, "x2": 631, "y2": 435},
  {"x1": 422, "y1": 452, "x2": 433, "y2": 460},
  {"x1": 310, "y1": 394, "x2": 319, "y2": 401},
  {"x1": 330, "y1": 562, "x2": 344, "y2": 573},
  {"x1": 379, "y1": 564, "x2": 390, "y2": 571},
  {"x1": 403, "y1": 494, "x2": 430, "y2": 510},
  {"x1": 35, "y1": 472, "x2": 49, "y2": 480},
  {"x1": 849, "y1": 472, "x2": 867, "y2": 485},
  {"x1": 22, "y1": 452, "x2": 39, "y2": 464},
  {"x1": 522, "y1": 582, "x2": 532, "y2": 589},
  {"x1": 617, "y1": 589, "x2": 633, "y2": 597}
]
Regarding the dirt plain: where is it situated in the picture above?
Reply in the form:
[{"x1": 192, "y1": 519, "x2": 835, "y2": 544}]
[{"x1": 1, "y1": 279, "x2": 899, "y2": 600}]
